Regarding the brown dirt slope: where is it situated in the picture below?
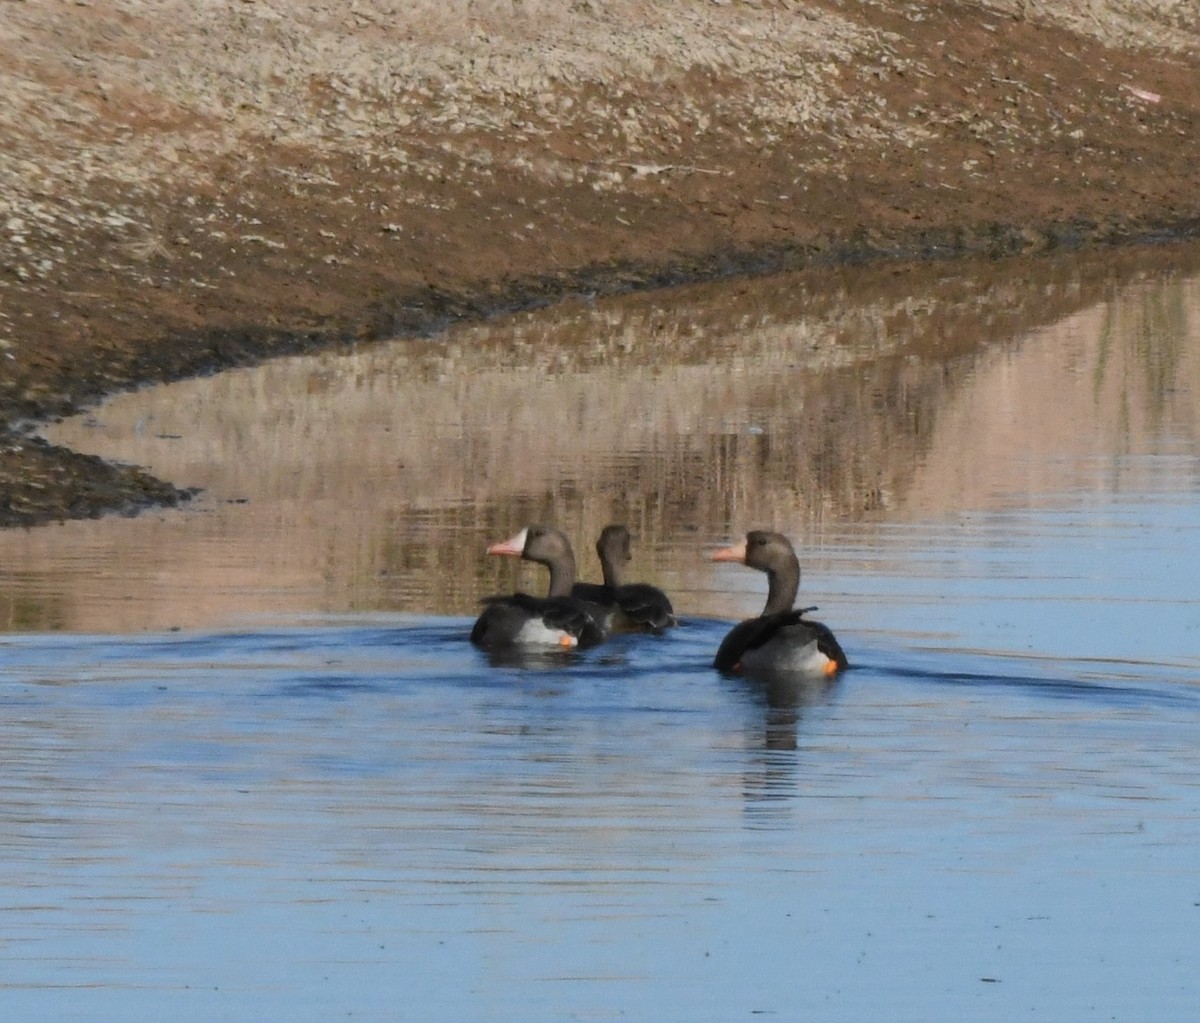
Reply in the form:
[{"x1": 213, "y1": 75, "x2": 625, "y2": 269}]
[{"x1": 1, "y1": 0, "x2": 1199, "y2": 525}]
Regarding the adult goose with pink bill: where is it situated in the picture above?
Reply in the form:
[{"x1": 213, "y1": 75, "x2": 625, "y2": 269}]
[
  {"x1": 710, "y1": 530, "x2": 848, "y2": 677},
  {"x1": 471, "y1": 525, "x2": 606, "y2": 652}
]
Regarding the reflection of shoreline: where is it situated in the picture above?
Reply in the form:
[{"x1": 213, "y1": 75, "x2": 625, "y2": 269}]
[
  {"x1": 4, "y1": 247, "x2": 1200, "y2": 632},
  {"x1": 899, "y1": 283, "x2": 1198, "y2": 519}
]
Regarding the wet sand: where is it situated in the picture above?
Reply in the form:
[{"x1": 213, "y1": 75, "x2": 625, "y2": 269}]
[{"x1": 2, "y1": 0, "x2": 1199, "y2": 525}]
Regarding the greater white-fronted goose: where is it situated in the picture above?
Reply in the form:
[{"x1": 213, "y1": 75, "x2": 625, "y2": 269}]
[
  {"x1": 471, "y1": 524, "x2": 606, "y2": 651},
  {"x1": 572, "y1": 524, "x2": 676, "y2": 633},
  {"x1": 710, "y1": 530, "x2": 848, "y2": 676}
]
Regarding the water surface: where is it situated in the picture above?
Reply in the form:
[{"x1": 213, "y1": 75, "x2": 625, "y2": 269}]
[{"x1": 2, "y1": 245, "x2": 1199, "y2": 1020}]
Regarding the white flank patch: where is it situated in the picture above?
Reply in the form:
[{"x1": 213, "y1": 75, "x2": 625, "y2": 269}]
[
  {"x1": 514, "y1": 618, "x2": 577, "y2": 648},
  {"x1": 740, "y1": 638, "x2": 829, "y2": 675}
]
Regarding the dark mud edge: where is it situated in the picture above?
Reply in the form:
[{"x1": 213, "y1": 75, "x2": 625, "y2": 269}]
[{"x1": 4, "y1": 214, "x2": 1199, "y2": 529}]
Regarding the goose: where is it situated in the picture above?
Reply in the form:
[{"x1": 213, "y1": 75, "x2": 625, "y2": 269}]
[
  {"x1": 471, "y1": 524, "x2": 606, "y2": 651},
  {"x1": 572, "y1": 524, "x2": 677, "y2": 633},
  {"x1": 711, "y1": 530, "x2": 848, "y2": 676}
]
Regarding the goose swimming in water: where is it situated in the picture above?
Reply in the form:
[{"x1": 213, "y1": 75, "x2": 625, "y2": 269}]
[
  {"x1": 572, "y1": 524, "x2": 677, "y2": 633},
  {"x1": 470, "y1": 524, "x2": 606, "y2": 651},
  {"x1": 710, "y1": 530, "x2": 848, "y2": 677}
]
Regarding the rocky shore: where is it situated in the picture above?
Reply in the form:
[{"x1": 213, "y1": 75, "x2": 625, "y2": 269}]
[{"x1": 2, "y1": 0, "x2": 1198, "y2": 526}]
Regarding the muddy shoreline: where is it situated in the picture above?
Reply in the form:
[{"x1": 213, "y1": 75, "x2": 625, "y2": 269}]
[{"x1": 3, "y1": 1, "x2": 1199, "y2": 527}]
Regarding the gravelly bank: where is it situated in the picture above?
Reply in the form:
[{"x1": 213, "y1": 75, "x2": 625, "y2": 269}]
[{"x1": 1, "y1": 0, "x2": 1198, "y2": 526}]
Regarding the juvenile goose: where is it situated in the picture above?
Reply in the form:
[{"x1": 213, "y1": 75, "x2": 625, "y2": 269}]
[
  {"x1": 710, "y1": 530, "x2": 848, "y2": 676},
  {"x1": 572, "y1": 524, "x2": 677, "y2": 633},
  {"x1": 471, "y1": 525, "x2": 606, "y2": 651}
]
